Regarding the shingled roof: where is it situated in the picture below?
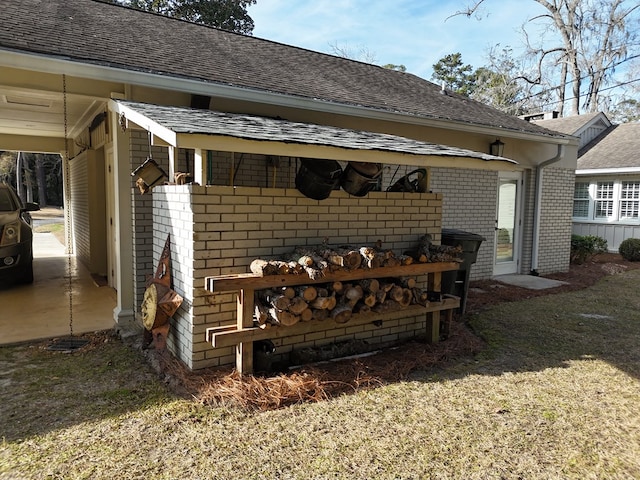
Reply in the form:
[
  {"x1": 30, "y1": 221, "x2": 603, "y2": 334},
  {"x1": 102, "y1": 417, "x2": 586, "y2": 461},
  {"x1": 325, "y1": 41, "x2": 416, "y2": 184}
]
[
  {"x1": 578, "y1": 123, "x2": 640, "y2": 170},
  {"x1": 532, "y1": 112, "x2": 604, "y2": 136},
  {"x1": 1, "y1": 0, "x2": 564, "y2": 139},
  {"x1": 115, "y1": 100, "x2": 517, "y2": 165}
]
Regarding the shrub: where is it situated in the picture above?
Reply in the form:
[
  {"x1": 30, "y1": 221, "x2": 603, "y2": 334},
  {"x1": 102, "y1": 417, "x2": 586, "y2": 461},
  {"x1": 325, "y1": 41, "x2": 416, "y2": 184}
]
[
  {"x1": 570, "y1": 235, "x2": 608, "y2": 264},
  {"x1": 618, "y1": 238, "x2": 640, "y2": 262}
]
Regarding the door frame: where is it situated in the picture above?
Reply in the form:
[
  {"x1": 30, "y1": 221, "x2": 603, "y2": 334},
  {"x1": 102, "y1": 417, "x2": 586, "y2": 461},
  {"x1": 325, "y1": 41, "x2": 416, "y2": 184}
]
[{"x1": 493, "y1": 171, "x2": 523, "y2": 276}]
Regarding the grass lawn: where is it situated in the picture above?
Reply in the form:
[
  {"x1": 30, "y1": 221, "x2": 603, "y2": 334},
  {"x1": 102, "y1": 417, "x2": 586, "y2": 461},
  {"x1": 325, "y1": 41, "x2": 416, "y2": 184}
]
[{"x1": 1, "y1": 270, "x2": 639, "y2": 479}]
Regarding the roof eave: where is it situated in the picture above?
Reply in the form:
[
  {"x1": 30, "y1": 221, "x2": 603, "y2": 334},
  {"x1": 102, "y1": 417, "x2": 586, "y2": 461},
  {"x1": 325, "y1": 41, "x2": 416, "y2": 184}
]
[{"x1": 577, "y1": 167, "x2": 640, "y2": 175}]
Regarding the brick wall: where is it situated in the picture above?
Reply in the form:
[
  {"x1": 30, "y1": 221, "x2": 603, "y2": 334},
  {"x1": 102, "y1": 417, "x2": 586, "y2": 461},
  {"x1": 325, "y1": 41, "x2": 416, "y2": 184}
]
[
  {"x1": 536, "y1": 167, "x2": 574, "y2": 274},
  {"x1": 130, "y1": 132, "x2": 189, "y2": 310},
  {"x1": 153, "y1": 185, "x2": 443, "y2": 370},
  {"x1": 430, "y1": 167, "x2": 497, "y2": 280}
]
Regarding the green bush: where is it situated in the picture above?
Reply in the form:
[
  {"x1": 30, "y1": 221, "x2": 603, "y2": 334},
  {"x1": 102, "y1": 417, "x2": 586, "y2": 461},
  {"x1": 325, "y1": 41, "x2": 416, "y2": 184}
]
[
  {"x1": 570, "y1": 235, "x2": 608, "y2": 264},
  {"x1": 618, "y1": 238, "x2": 640, "y2": 262}
]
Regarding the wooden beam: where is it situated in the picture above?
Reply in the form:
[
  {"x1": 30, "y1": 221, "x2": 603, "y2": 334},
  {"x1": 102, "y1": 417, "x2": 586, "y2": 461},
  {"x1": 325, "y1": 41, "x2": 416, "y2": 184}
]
[
  {"x1": 208, "y1": 297, "x2": 460, "y2": 349},
  {"x1": 205, "y1": 262, "x2": 460, "y2": 293}
]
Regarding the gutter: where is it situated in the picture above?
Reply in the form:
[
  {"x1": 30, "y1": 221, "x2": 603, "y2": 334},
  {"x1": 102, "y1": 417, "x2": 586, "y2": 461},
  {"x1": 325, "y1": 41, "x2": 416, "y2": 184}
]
[
  {"x1": 0, "y1": 49, "x2": 571, "y2": 144},
  {"x1": 530, "y1": 144, "x2": 565, "y2": 275}
]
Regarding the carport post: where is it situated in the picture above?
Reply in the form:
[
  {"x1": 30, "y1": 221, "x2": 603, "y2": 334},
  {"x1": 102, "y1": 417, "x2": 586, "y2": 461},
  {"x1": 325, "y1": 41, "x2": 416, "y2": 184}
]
[{"x1": 110, "y1": 110, "x2": 136, "y2": 328}]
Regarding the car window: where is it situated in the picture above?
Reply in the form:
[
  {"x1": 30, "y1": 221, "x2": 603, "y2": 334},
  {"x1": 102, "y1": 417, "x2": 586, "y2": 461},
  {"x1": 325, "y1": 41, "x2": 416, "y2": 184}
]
[{"x1": 0, "y1": 188, "x2": 17, "y2": 211}]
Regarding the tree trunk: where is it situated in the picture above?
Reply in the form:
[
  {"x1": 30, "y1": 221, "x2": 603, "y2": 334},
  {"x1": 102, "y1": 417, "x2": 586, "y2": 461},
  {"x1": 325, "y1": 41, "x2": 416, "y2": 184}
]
[{"x1": 35, "y1": 154, "x2": 48, "y2": 207}]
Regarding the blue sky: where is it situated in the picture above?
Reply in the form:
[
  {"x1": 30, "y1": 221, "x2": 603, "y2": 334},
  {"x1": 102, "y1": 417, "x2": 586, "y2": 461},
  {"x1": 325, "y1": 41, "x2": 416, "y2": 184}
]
[{"x1": 248, "y1": 0, "x2": 549, "y2": 81}]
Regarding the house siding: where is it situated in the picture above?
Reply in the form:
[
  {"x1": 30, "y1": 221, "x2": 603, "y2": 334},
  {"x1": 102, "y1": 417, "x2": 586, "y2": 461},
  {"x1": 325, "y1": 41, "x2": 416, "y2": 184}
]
[
  {"x1": 69, "y1": 152, "x2": 90, "y2": 266},
  {"x1": 152, "y1": 185, "x2": 443, "y2": 370}
]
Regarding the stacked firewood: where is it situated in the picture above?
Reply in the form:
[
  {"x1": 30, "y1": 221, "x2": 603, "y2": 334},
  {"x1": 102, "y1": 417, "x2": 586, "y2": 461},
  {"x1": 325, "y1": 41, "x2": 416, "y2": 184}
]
[
  {"x1": 248, "y1": 237, "x2": 461, "y2": 328},
  {"x1": 249, "y1": 236, "x2": 462, "y2": 280},
  {"x1": 253, "y1": 276, "x2": 438, "y2": 328}
]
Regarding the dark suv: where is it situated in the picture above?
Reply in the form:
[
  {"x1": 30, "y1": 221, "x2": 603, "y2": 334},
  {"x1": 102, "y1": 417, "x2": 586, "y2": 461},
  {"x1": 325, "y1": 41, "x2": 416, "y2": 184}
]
[{"x1": 0, "y1": 183, "x2": 39, "y2": 285}]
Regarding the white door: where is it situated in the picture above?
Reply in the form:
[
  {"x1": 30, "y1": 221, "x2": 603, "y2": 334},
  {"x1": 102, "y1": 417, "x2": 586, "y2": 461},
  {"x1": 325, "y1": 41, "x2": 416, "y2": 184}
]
[{"x1": 493, "y1": 172, "x2": 522, "y2": 276}]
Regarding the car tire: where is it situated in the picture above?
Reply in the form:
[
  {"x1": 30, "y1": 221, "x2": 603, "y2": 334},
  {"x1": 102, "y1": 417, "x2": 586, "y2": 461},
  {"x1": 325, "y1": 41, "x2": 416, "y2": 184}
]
[{"x1": 18, "y1": 259, "x2": 34, "y2": 284}]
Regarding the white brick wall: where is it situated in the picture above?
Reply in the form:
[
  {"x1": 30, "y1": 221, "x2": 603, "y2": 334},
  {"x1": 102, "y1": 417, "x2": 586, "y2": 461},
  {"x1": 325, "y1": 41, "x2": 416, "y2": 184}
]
[
  {"x1": 153, "y1": 184, "x2": 443, "y2": 370},
  {"x1": 430, "y1": 168, "x2": 497, "y2": 279},
  {"x1": 537, "y1": 167, "x2": 574, "y2": 274}
]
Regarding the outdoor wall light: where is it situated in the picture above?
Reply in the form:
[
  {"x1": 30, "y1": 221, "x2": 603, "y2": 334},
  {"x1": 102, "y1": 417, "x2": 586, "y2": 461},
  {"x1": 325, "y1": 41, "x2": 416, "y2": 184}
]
[{"x1": 490, "y1": 138, "x2": 505, "y2": 157}]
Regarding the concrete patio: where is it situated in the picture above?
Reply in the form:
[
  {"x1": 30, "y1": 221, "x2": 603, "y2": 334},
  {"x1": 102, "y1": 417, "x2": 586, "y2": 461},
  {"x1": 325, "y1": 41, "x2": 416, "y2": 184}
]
[{"x1": 0, "y1": 231, "x2": 116, "y2": 346}]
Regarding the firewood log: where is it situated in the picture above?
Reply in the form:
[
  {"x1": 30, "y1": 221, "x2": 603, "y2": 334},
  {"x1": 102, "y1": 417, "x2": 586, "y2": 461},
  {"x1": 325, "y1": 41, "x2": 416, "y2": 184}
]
[
  {"x1": 375, "y1": 289, "x2": 387, "y2": 304},
  {"x1": 297, "y1": 255, "x2": 314, "y2": 267},
  {"x1": 316, "y1": 247, "x2": 362, "y2": 270},
  {"x1": 379, "y1": 282, "x2": 395, "y2": 293},
  {"x1": 372, "y1": 299, "x2": 400, "y2": 313},
  {"x1": 344, "y1": 285, "x2": 364, "y2": 303},
  {"x1": 268, "y1": 308, "x2": 299, "y2": 327},
  {"x1": 363, "y1": 292, "x2": 377, "y2": 307},
  {"x1": 398, "y1": 288, "x2": 413, "y2": 307},
  {"x1": 311, "y1": 295, "x2": 337, "y2": 310},
  {"x1": 312, "y1": 308, "x2": 329, "y2": 321},
  {"x1": 353, "y1": 302, "x2": 371, "y2": 315},
  {"x1": 330, "y1": 281, "x2": 344, "y2": 294},
  {"x1": 316, "y1": 287, "x2": 329, "y2": 298},
  {"x1": 331, "y1": 304, "x2": 352, "y2": 324},
  {"x1": 281, "y1": 286, "x2": 296, "y2": 299},
  {"x1": 359, "y1": 278, "x2": 379, "y2": 293},
  {"x1": 288, "y1": 296, "x2": 309, "y2": 315},
  {"x1": 268, "y1": 294, "x2": 291, "y2": 311},
  {"x1": 250, "y1": 259, "x2": 279, "y2": 276},
  {"x1": 389, "y1": 286, "x2": 413, "y2": 307},
  {"x1": 398, "y1": 255, "x2": 414, "y2": 265},
  {"x1": 412, "y1": 288, "x2": 429, "y2": 306},
  {"x1": 399, "y1": 277, "x2": 416, "y2": 289},
  {"x1": 296, "y1": 285, "x2": 318, "y2": 302},
  {"x1": 293, "y1": 247, "x2": 331, "y2": 273},
  {"x1": 300, "y1": 308, "x2": 313, "y2": 322},
  {"x1": 383, "y1": 256, "x2": 401, "y2": 267},
  {"x1": 359, "y1": 246, "x2": 382, "y2": 269},
  {"x1": 254, "y1": 295, "x2": 269, "y2": 325},
  {"x1": 389, "y1": 285, "x2": 404, "y2": 303}
]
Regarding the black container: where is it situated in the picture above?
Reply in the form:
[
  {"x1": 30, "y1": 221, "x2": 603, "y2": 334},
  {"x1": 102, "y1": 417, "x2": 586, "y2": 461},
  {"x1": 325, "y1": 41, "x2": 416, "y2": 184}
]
[
  {"x1": 440, "y1": 228, "x2": 485, "y2": 314},
  {"x1": 295, "y1": 158, "x2": 343, "y2": 200},
  {"x1": 340, "y1": 162, "x2": 382, "y2": 197}
]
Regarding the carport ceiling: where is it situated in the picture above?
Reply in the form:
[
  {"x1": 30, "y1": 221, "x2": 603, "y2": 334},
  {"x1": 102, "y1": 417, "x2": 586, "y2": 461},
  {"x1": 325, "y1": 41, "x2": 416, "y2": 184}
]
[{"x1": 0, "y1": 85, "x2": 104, "y2": 152}]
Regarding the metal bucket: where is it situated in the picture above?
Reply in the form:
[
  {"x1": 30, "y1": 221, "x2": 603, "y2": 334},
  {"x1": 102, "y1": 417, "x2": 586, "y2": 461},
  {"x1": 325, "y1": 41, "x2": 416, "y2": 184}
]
[
  {"x1": 340, "y1": 162, "x2": 382, "y2": 197},
  {"x1": 295, "y1": 158, "x2": 343, "y2": 200}
]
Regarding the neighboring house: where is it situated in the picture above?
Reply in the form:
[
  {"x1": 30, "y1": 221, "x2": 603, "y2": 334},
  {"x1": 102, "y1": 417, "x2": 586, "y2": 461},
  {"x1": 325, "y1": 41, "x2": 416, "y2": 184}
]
[
  {"x1": 1, "y1": 0, "x2": 577, "y2": 369},
  {"x1": 534, "y1": 112, "x2": 640, "y2": 252}
]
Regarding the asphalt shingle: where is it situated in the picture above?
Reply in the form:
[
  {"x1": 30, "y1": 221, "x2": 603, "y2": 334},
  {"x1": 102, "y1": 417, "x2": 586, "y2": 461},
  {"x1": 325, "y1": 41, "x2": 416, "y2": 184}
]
[
  {"x1": 1, "y1": 0, "x2": 565, "y2": 139},
  {"x1": 578, "y1": 123, "x2": 640, "y2": 170},
  {"x1": 118, "y1": 100, "x2": 517, "y2": 163}
]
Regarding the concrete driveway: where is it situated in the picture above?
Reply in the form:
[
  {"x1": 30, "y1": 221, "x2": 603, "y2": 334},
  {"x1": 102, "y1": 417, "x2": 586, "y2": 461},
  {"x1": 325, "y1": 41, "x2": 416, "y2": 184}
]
[{"x1": 0, "y1": 209, "x2": 116, "y2": 345}]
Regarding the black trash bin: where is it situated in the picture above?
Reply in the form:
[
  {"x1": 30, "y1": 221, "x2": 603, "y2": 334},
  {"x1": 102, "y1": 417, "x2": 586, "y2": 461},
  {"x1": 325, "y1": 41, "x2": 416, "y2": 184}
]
[{"x1": 440, "y1": 228, "x2": 485, "y2": 314}]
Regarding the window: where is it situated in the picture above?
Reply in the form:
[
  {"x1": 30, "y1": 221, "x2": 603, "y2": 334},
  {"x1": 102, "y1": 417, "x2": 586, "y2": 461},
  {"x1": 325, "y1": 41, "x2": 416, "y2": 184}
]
[
  {"x1": 573, "y1": 182, "x2": 590, "y2": 218},
  {"x1": 595, "y1": 182, "x2": 614, "y2": 218},
  {"x1": 620, "y1": 181, "x2": 640, "y2": 219}
]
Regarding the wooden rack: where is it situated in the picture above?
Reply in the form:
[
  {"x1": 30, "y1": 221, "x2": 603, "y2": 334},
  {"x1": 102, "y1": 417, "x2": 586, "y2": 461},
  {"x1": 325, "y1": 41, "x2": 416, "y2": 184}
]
[{"x1": 205, "y1": 262, "x2": 460, "y2": 374}]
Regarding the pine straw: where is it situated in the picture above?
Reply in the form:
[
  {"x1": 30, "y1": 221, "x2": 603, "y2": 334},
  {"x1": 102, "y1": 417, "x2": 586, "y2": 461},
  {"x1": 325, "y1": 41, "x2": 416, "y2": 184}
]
[{"x1": 150, "y1": 321, "x2": 484, "y2": 412}]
